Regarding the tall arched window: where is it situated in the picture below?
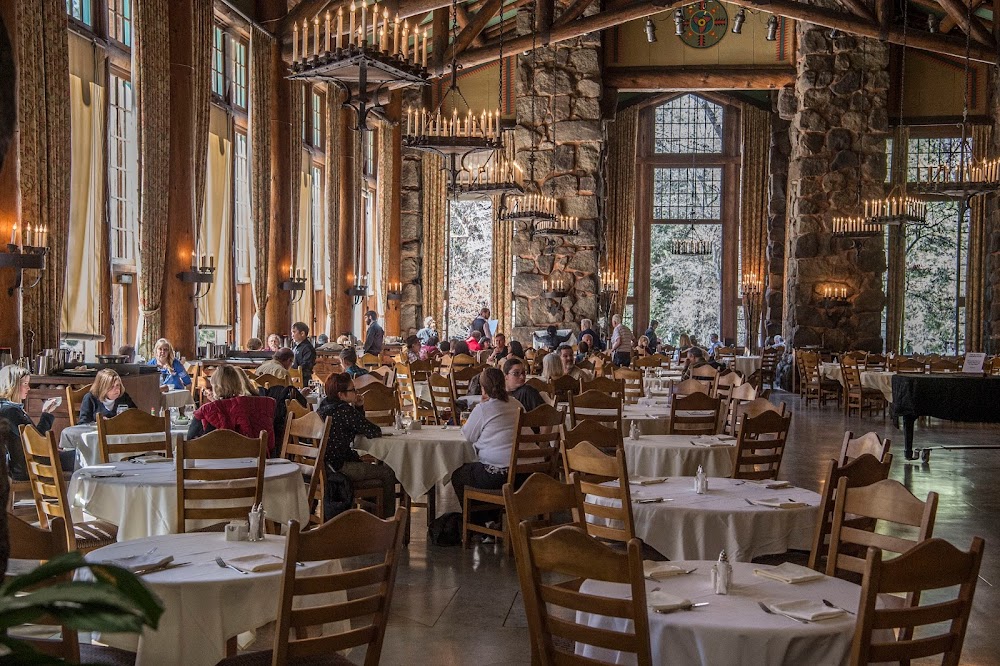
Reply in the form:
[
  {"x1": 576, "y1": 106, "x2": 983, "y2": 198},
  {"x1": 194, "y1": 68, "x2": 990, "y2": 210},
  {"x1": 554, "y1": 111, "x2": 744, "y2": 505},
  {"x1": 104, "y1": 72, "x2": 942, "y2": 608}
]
[{"x1": 633, "y1": 93, "x2": 741, "y2": 345}]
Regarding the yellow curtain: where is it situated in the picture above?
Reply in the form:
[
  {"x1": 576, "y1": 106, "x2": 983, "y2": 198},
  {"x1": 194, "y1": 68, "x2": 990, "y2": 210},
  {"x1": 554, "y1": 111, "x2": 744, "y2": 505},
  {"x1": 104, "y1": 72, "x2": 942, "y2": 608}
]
[
  {"x1": 292, "y1": 167, "x2": 313, "y2": 325},
  {"x1": 16, "y1": 0, "x2": 71, "y2": 352},
  {"x1": 248, "y1": 25, "x2": 273, "y2": 335},
  {"x1": 376, "y1": 121, "x2": 394, "y2": 317},
  {"x1": 289, "y1": 83, "x2": 304, "y2": 270},
  {"x1": 324, "y1": 91, "x2": 342, "y2": 335},
  {"x1": 200, "y1": 110, "x2": 232, "y2": 328},
  {"x1": 421, "y1": 154, "x2": 447, "y2": 330},
  {"x1": 134, "y1": 0, "x2": 171, "y2": 356},
  {"x1": 491, "y1": 194, "x2": 513, "y2": 335},
  {"x1": 603, "y1": 105, "x2": 638, "y2": 319},
  {"x1": 967, "y1": 124, "x2": 991, "y2": 352},
  {"x1": 191, "y1": 0, "x2": 212, "y2": 251},
  {"x1": 61, "y1": 33, "x2": 106, "y2": 339},
  {"x1": 740, "y1": 105, "x2": 771, "y2": 353},
  {"x1": 884, "y1": 126, "x2": 909, "y2": 353}
]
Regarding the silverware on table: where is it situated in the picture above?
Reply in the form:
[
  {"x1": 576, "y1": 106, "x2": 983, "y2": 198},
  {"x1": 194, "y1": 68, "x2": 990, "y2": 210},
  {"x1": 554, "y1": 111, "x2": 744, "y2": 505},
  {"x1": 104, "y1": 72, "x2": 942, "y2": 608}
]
[
  {"x1": 758, "y1": 601, "x2": 809, "y2": 623},
  {"x1": 823, "y1": 599, "x2": 855, "y2": 615},
  {"x1": 215, "y1": 556, "x2": 248, "y2": 575}
]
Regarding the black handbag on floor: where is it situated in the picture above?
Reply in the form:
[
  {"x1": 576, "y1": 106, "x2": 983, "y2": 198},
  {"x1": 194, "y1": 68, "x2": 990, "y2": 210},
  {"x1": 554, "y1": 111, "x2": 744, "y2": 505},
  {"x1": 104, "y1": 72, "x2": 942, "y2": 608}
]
[{"x1": 428, "y1": 512, "x2": 463, "y2": 547}]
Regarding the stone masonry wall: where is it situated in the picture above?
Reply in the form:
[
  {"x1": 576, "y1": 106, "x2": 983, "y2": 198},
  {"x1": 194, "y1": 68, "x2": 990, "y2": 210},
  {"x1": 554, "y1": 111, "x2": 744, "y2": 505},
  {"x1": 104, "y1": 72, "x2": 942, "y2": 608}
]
[
  {"x1": 510, "y1": 5, "x2": 602, "y2": 344},
  {"x1": 782, "y1": 26, "x2": 889, "y2": 351},
  {"x1": 399, "y1": 149, "x2": 422, "y2": 334},
  {"x1": 767, "y1": 95, "x2": 791, "y2": 341}
]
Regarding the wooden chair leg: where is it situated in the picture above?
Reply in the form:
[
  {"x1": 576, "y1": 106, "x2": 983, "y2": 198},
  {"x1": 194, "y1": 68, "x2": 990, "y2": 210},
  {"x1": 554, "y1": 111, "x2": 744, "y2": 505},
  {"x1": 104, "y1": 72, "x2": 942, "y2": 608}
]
[
  {"x1": 461, "y1": 495, "x2": 470, "y2": 549},
  {"x1": 226, "y1": 636, "x2": 238, "y2": 657}
]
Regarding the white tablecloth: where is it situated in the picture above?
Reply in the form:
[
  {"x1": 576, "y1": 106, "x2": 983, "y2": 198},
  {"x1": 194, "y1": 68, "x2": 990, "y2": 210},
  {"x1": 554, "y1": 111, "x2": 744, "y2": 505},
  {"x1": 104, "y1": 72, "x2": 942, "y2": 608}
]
[
  {"x1": 60, "y1": 424, "x2": 189, "y2": 467},
  {"x1": 625, "y1": 435, "x2": 734, "y2": 478},
  {"x1": 82, "y1": 533, "x2": 345, "y2": 666},
  {"x1": 577, "y1": 561, "x2": 865, "y2": 666},
  {"x1": 161, "y1": 389, "x2": 194, "y2": 409},
  {"x1": 819, "y1": 366, "x2": 895, "y2": 401},
  {"x1": 355, "y1": 427, "x2": 477, "y2": 501},
  {"x1": 622, "y1": 406, "x2": 672, "y2": 436},
  {"x1": 69, "y1": 459, "x2": 309, "y2": 540},
  {"x1": 731, "y1": 356, "x2": 762, "y2": 376},
  {"x1": 592, "y1": 477, "x2": 819, "y2": 561},
  {"x1": 643, "y1": 373, "x2": 682, "y2": 394}
]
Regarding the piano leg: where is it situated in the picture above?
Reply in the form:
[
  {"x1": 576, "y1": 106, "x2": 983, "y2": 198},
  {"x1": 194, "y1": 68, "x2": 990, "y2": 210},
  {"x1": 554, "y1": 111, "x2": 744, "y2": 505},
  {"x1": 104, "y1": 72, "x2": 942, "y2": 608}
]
[{"x1": 903, "y1": 415, "x2": 917, "y2": 460}]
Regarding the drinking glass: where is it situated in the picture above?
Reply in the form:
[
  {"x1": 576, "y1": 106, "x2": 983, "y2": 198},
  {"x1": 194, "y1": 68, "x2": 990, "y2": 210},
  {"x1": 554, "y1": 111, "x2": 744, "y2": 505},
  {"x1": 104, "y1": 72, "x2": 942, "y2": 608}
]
[
  {"x1": 169, "y1": 406, "x2": 180, "y2": 423},
  {"x1": 116, "y1": 405, "x2": 129, "y2": 416},
  {"x1": 183, "y1": 404, "x2": 195, "y2": 420}
]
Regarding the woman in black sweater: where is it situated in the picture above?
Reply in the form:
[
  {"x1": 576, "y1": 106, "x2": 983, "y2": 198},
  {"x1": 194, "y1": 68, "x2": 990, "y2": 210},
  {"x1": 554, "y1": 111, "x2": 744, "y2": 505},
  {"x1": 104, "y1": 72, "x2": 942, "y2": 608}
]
[
  {"x1": 77, "y1": 369, "x2": 137, "y2": 424},
  {"x1": 0, "y1": 365, "x2": 75, "y2": 481}
]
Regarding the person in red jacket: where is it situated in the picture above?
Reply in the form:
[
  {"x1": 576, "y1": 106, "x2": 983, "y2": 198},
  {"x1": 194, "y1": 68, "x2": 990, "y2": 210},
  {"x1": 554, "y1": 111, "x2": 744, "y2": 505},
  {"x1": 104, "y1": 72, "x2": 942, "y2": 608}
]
[{"x1": 187, "y1": 364, "x2": 277, "y2": 453}]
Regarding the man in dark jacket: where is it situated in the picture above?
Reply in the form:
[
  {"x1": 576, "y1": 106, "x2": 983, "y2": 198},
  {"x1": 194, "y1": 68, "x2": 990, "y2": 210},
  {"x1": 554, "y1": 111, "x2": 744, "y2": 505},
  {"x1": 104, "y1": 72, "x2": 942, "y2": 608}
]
[
  {"x1": 291, "y1": 321, "x2": 316, "y2": 384},
  {"x1": 363, "y1": 310, "x2": 385, "y2": 357}
]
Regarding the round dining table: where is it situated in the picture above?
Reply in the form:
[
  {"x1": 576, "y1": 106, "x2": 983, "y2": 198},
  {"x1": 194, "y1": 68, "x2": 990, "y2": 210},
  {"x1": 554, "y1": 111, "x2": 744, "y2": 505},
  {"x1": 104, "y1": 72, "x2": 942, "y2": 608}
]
[
  {"x1": 591, "y1": 477, "x2": 819, "y2": 561},
  {"x1": 622, "y1": 405, "x2": 673, "y2": 436},
  {"x1": 577, "y1": 561, "x2": 869, "y2": 666},
  {"x1": 68, "y1": 458, "x2": 310, "y2": 541},
  {"x1": 82, "y1": 532, "x2": 346, "y2": 666},
  {"x1": 60, "y1": 423, "x2": 189, "y2": 467},
  {"x1": 625, "y1": 434, "x2": 735, "y2": 478}
]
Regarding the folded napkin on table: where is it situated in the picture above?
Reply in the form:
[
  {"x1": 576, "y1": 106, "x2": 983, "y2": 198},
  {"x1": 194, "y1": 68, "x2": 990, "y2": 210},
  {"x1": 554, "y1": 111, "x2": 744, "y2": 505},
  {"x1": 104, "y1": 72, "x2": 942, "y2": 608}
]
[
  {"x1": 85, "y1": 464, "x2": 117, "y2": 471},
  {"x1": 690, "y1": 435, "x2": 736, "y2": 447},
  {"x1": 765, "y1": 599, "x2": 845, "y2": 621},
  {"x1": 647, "y1": 590, "x2": 692, "y2": 612},
  {"x1": 753, "y1": 562, "x2": 825, "y2": 584},
  {"x1": 643, "y1": 561, "x2": 690, "y2": 580},
  {"x1": 629, "y1": 476, "x2": 667, "y2": 486},
  {"x1": 225, "y1": 553, "x2": 285, "y2": 573},
  {"x1": 748, "y1": 497, "x2": 808, "y2": 509},
  {"x1": 128, "y1": 454, "x2": 171, "y2": 464},
  {"x1": 750, "y1": 479, "x2": 792, "y2": 489},
  {"x1": 97, "y1": 553, "x2": 174, "y2": 574}
]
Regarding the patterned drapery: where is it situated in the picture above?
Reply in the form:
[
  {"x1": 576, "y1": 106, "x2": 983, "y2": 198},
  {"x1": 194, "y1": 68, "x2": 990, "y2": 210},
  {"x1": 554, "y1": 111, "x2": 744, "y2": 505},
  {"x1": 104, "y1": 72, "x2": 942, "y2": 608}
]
[
  {"x1": 967, "y1": 125, "x2": 991, "y2": 352},
  {"x1": 603, "y1": 105, "x2": 638, "y2": 320},
  {"x1": 491, "y1": 194, "x2": 513, "y2": 335},
  {"x1": 133, "y1": 0, "x2": 170, "y2": 356},
  {"x1": 884, "y1": 126, "x2": 909, "y2": 353},
  {"x1": 421, "y1": 154, "x2": 447, "y2": 330},
  {"x1": 740, "y1": 105, "x2": 771, "y2": 353},
  {"x1": 289, "y1": 82, "x2": 304, "y2": 272},
  {"x1": 376, "y1": 120, "x2": 395, "y2": 313},
  {"x1": 324, "y1": 91, "x2": 342, "y2": 335},
  {"x1": 248, "y1": 26, "x2": 273, "y2": 334},
  {"x1": 191, "y1": 0, "x2": 212, "y2": 261},
  {"x1": 16, "y1": 0, "x2": 71, "y2": 352}
]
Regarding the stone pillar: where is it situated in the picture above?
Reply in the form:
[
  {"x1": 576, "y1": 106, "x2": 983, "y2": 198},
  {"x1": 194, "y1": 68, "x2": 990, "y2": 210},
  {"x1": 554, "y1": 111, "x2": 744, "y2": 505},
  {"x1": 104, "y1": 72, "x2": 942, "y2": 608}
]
[
  {"x1": 783, "y1": 26, "x2": 889, "y2": 351},
  {"x1": 510, "y1": 6, "x2": 602, "y2": 344},
  {"x1": 767, "y1": 94, "x2": 791, "y2": 342},
  {"x1": 399, "y1": 149, "x2": 422, "y2": 334}
]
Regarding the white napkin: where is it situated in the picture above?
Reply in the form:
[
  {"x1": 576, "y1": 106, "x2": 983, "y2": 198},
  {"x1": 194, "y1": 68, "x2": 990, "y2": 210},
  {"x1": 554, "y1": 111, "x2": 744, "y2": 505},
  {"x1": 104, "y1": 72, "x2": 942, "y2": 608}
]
[
  {"x1": 225, "y1": 553, "x2": 285, "y2": 573},
  {"x1": 748, "y1": 498, "x2": 808, "y2": 509},
  {"x1": 98, "y1": 553, "x2": 174, "y2": 574},
  {"x1": 265, "y1": 458, "x2": 295, "y2": 465},
  {"x1": 86, "y1": 470, "x2": 125, "y2": 478},
  {"x1": 629, "y1": 476, "x2": 667, "y2": 486},
  {"x1": 85, "y1": 464, "x2": 117, "y2": 471},
  {"x1": 647, "y1": 590, "x2": 692, "y2": 612},
  {"x1": 690, "y1": 435, "x2": 736, "y2": 447},
  {"x1": 643, "y1": 561, "x2": 689, "y2": 581},
  {"x1": 750, "y1": 479, "x2": 792, "y2": 489},
  {"x1": 753, "y1": 562, "x2": 825, "y2": 584},
  {"x1": 129, "y1": 454, "x2": 171, "y2": 464},
  {"x1": 766, "y1": 599, "x2": 845, "y2": 621}
]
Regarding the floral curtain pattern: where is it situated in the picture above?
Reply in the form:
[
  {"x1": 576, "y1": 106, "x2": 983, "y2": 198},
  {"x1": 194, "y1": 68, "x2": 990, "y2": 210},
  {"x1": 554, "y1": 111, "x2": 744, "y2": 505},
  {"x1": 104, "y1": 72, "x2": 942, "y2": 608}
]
[{"x1": 603, "y1": 105, "x2": 638, "y2": 320}]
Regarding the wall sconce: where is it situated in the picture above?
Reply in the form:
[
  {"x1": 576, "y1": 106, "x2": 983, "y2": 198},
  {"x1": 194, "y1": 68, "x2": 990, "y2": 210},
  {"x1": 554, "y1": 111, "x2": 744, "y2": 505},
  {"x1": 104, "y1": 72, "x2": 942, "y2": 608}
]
[
  {"x1": 387, "y1": 281, "x2": 403, "y2": 309},
  {"x1": 673, "y1": 9, "x2": 685, "y2": 36},
  {"x1": 177, "y1": 251, "x2": 216, "y2": 300},
  {"x1": 820, "y1": 285, "x2": 850, "y2": 326},
  {"x1": 280, "y1": 267, "x2": 308, "y2": 304},
  {"x1": 732, "y1": 8, "x2": 746, "y2": 34},
  {"x1": 346, "y1": 273, "x2": 369, "y2": 306},
  {"x1": 645, "y1": 18, "x2": 657, "y2": 43},
  {"x1": 765, "y1": 15, "x2": 779, "y2": 41},
  {"x1": 0, "y1": 224, "x2": 48, "y2": 296}
]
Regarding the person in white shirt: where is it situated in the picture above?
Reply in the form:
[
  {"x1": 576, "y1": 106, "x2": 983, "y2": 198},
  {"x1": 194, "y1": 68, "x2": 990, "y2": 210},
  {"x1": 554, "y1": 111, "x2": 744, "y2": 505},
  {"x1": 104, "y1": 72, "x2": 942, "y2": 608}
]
[
  {"x1": 451, "y1": 368, "x2": 521, "y2": 510},
  {"x1": 610, "y1": 314, "x2": 634, "y2": 367}
]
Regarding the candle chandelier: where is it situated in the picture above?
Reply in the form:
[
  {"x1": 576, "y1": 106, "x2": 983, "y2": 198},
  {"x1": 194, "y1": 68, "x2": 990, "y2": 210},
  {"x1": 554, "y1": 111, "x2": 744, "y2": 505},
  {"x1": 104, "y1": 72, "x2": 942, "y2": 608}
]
[
  {"x1": 403, "y1": 0, "x2": 502, "y2": 187},
  {"x1": 287, "y1": 0, "x2": 430, "y2": 131},
  {"x1": 450, "y1": 130, "x2": 525, "y2": 200},
  {"x1": 669, "y1": 223, "x2": 713, "y2": 256}
]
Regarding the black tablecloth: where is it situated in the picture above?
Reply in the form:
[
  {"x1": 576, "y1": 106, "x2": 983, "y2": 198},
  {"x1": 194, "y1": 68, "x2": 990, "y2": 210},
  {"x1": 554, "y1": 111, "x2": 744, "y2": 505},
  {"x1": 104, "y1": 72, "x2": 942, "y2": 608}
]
[{"x1": 892, "y1": 374, "x2": 1000, "y2": 423}]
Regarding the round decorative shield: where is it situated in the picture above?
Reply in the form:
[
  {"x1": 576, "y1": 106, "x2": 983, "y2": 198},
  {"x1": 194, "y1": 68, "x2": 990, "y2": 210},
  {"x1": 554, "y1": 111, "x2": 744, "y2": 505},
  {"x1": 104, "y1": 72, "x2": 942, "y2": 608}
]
[{"x1": 681, "y1": 0, "x2": 729, "y2": 49}]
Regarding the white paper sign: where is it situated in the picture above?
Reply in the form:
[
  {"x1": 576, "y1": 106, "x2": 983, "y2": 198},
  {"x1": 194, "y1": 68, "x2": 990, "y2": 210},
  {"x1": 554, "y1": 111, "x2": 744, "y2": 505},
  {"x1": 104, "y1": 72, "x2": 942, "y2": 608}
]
[{"x1": 962, "y1": 352, "x2": 986, "y2": 374}]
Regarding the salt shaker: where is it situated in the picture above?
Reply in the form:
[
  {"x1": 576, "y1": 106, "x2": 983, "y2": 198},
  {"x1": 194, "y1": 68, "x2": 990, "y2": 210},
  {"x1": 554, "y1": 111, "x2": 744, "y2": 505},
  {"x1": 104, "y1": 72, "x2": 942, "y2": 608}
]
[
  {"x1": 248, "y1": 504, "x2": 265, "y2": 542},
  {"x1": 394, "y1": 411, "x2": 403, "y2": 431},
  {"x1": 629, "y1": 420, "x2": 641, "y2": 441},
  {"x1": 694, "y1": 465, "x2": 708, "y2": 494},
  {"x1": 711, "y1": 550, "x2": 732, "y2": 595}
]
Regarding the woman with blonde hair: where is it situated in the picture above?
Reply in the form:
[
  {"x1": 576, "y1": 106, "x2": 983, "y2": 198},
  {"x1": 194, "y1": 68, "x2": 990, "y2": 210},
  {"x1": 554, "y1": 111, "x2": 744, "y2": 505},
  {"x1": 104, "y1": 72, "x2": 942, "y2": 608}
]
[
  {"x1": 0, "y1": 365, "x2": 75, "y2": 481},
  {"x1": 186, "y1": 364, "x2": 277, "y2": 453},
  {"x1": 147, "y1": 338, "x2": 191, "y2": 390},
  {"x1": 77, "y1": 369, "x2": 136, "y2": 424}
]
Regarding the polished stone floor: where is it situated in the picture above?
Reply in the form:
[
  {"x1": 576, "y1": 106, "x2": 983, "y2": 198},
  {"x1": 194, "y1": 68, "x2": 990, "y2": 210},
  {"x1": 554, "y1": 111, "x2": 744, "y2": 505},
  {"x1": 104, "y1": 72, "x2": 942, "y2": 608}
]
[{"x1": 378, "y1": 391, "x2": 1000, "y2": 666}]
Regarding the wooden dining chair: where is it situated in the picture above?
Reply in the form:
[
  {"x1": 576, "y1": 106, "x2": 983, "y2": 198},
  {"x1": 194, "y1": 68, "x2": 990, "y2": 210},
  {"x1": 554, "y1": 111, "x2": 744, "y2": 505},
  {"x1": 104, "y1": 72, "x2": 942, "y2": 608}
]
[
  {"x1": 359, "y1": 383, "x2": 399, "y2": 427},
  {"x1": 564, "y1": 441, "x2": 635, "y2": 545},
  {"x1": 450, "y1": 353, "x2": 479, "y2": 373},
  {"x1": 351, "y1": 373, "x2": 381, "y2": 391},
  {"x1": 667, "y1": 391, "x2": 722, "y2": 436},
  {"x1": 279, "y1": 411, "x2": 331, "y2": 529},
  {"x1": 928, "y1": 358, "x2": 962, "y2": 373},
  {"x1": 633, "y1": 354, "x2": 669, "y2": 370},
  {"x1": 689, "y1": 364, "x2": 719, "y2": 396},
  {"x1": 449, "y1": 364, "x2": 482, "y2": 402},
  {"x1": 728, "y1": 397, "x2": 784, "y2": 439},
  {"x1": 20, "y1": 425, "x2": 118, "y2": 552},
  {"x1": 562, "y1": 420, "x2": 623, "y2": 455},
  {"x1": 286, "y1": 367, "x2": 304, "y2": 388},
  {"x1": 359, "y1": 353, "x2": 383, "y2": 371},
  {"x1": 253, "y1": 373, "x2": 289, "y2": 389},
  {"x1": 806, "y1": 453, "x2": 893, "y2": 572},
  {"x1": 730, "y1": 409, "x2": 792, "y2": 480},
  {"x1": 892, "y1": 356, "x2": 926, "y2": 374},
  {"x1": 525, "y1": 377, "x2": 552, "y2": 395},
  {"x1": 568, "y1": 389, "x2": 623, "y2": 431},
  {"x1": 174, "y1": 429, "x2": 267, "y2": 533},
  {"x1": 839, "y1": 431, "x2": 891, "y2": 465},
  {"x1": 428, "y1": 372, "x2": 458, "y2": 425},
  {"x1": 96, "y1": 408, "x2": 171, "y2": 463},
  {"x1": 462, "y1": 404, "x2": 565, "y2": 552},
  {"x1": 714, "y1": 371, "x2": 743, "y2": 404},
  {"x1": 670, "y1": 377, "x2": 710, "y2": 398},
  {"x1": 613, "y1": 367, "x2": 644, "y2": 404},
  {"x1": 503, "y1": 473, "x2": 585, "y2": 548},
  {"x1": 723, "y1": 382, "x2": 758, "y2": 435},
  {"x1": 850, "y1": 536, "x2": 984, "y2": 666},
  {"x1": 759, "y1": 348, "x2": 780, "y2": 390},
  {"x1": 285, "y1": 398, "x2": 312, "y2": 420},
  {"x1": 551, "y1": 374, "x2": 580, "y2": 405},
  {"x1": 64, "y1": 384, "x2": 91, "y2": 427},
  {"x1": 579, "y1": 376, "x2": 625, "y2": 401},
  {"x1": 800, "y1": 352, "x2": 841, "y2": 407},
  {"x1": 518, "y1": 525, "x2": 653, "y2": 666},
  {"x1": 841, "y1": 359, "x2": 885, "y2": 418},
  {"x1": 394, "y1": 363, "x2": 434, "y2": 423},
  {"x1": 368, "y1": 365, "x2": 394, "y2": 386},
  {"x1": 216, "y1": 509, "x2": 407, "y2": 666}
]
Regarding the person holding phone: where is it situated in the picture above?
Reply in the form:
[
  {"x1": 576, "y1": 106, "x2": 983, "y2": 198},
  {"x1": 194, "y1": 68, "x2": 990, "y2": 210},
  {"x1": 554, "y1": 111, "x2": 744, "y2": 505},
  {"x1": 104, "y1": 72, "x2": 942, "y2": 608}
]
[
  {"x1": 0, "y1": 365, "x2": 76, "y2": 482},
  {"x1": 77, "y1": 369, "x2": 137, "y2": 424}
]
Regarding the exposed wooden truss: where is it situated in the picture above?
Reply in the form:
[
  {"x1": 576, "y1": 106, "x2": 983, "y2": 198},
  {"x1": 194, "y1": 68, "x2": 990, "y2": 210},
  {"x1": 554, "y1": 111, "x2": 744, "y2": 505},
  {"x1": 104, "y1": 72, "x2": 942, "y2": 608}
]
[{"x1": 605, "y1": 66, "x2": 796, "y2": 90}]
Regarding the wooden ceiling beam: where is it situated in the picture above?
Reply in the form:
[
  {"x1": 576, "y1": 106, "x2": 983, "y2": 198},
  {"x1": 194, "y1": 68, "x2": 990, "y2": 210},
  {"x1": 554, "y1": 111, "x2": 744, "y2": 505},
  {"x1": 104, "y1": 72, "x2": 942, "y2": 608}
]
[
  {"x1": 536, "y1": 0, "x2": 555, "y2": 42},
  {"x1": 606, "y1": 66, "x2": 796, "y2": 90},
  {"x1": 935, "y1": 0, "x2": 997, "y2": 46},
  {"x1": 554, "y1": 0, "x2": 597, "y2": 27},
  {"x1": 443, "y1": 0, "x2": 504, "y2": 62},
  {"x1": 456, "y1": 4, "x2": 488, "y2": 47},
  {"x1": 940, "y1": 0, "x2": 988, "y2": 32},
  {"x1": 837, "y1": 0, "x2": 878, "y2": 23}
]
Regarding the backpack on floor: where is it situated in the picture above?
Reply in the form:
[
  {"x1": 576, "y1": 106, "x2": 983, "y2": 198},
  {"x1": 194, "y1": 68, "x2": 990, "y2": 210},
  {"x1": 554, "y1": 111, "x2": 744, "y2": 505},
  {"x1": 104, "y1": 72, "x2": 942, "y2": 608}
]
[{"x1": 428, "y1": 512, "x2": 463, "y2": 547}]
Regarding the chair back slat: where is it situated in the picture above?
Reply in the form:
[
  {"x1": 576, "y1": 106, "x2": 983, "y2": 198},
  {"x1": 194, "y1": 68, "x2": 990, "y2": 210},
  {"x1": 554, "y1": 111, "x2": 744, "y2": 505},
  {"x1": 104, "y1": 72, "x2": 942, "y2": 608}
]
[
  {"x1": 359, "y1": 383, "x2": 399, "y2": 427},
  {"x1": 20, "y1": 425, "x2": 79, "y2": 549},
  {"x1": 613, "y1": 368, "x2": 644, "y2": 404},
  {"x1": 568, "y1": 390, "x2": 623, "y2": 431},
  {"x1": 564, "y1": 441, "x2": 635, "y2": 544},
  {"x1": 508, "y1": 405, "x2": 565, "y2": 482},
  {"x1": 428, "y1": 373, "x2": 457, "y2": 425},
  {"x1": 96, "y1": 409, "x2": 171, "y2": 463},
  {"x1": 65, "y1": 385, "x2": 91, "y2": 427},
  {"x1": 561, "y1": 421, "x2": 623, "y2": 460},
  {"x1": 668, "y1": 392, "x2": 722, "y2": 436},
  {"x1": 579, "y1": 376, "x2": 625, "y2": 401},
  {"x1": 279, "y1": 411, "x2": 331, "y2": 527},
  {"x1": 731, "y1": 409, "x2": 791, "y2": 480},
  {"x1": 840, "y1": 431, "x2": 891, "y2": 465}
]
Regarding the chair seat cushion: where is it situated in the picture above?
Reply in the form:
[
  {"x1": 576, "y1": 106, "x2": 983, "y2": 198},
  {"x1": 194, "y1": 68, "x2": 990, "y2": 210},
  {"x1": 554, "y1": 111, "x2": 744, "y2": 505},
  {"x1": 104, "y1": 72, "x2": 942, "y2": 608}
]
[{"x1": 75, "y1": 520, "x2": 118, "y2": 546}]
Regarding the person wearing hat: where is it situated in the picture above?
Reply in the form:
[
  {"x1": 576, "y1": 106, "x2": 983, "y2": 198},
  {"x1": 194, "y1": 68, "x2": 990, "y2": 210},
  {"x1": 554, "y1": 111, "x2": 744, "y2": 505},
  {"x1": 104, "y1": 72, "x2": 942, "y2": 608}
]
[{"x1": 362, "y1": 310, "x2": 384, "y2": 357}]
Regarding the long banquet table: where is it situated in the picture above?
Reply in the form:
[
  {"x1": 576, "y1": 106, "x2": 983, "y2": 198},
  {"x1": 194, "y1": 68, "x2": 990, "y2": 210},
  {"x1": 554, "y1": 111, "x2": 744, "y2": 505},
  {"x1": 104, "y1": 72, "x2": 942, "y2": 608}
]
[{"x1": 892, "y1": 373, "x2": 1000, "y2": 458}]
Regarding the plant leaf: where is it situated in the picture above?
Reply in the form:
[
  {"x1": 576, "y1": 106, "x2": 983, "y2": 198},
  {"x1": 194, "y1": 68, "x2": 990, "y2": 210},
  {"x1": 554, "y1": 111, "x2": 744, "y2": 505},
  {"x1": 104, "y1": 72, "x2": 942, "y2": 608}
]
[{"x1": 0, "y1": 552, "x2": 89, "y2": 596}]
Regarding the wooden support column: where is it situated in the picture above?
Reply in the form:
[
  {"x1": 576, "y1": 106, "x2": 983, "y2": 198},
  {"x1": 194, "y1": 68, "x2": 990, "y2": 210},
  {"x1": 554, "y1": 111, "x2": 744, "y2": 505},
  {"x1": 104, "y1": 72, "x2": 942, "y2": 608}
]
[
  {"x1": 385, "y1": 93, "x2": 402, "y2": 336},
  {"x1": 162, "y1": 0, "x2": 197, "y2": 358},
  {"x1": 335, "y1": 107, "x2": 356, "y2": 333},
  {"x1": 0, "y1": 3, "x2": 21, "y2": 353},
  {"x1": 431, "y1": 9, "x2": 449, "y2": 70},
  {"x1": 259, "y1": 0, "x2": 292, "y2": 340}
]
